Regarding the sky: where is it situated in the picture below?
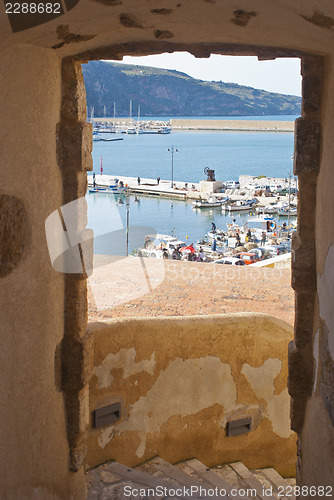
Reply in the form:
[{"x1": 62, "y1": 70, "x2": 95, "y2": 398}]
[{"x1": 121, "y1": 52, "x2": 302, "y2": 97}]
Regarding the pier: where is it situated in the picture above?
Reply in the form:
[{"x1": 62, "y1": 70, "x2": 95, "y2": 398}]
[
  {"x1": 87, "y1": 174, "x2": 294, "y2": 207},
  {"x1": 88, "y1": 174, "x2": 201, "y2": 200}
]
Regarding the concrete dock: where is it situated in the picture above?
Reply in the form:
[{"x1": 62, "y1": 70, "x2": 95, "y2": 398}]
[
  {"x1": 87, "y1": 174, "x2": 294, "y2": 208},
  {"x1": 88, "y1": 174, "x2": 201, "y2": 199}
]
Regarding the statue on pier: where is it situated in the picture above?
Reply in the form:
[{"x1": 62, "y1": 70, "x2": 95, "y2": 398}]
[{"x1": 204, "y1": 167, "x2": 216, "y2": 181}]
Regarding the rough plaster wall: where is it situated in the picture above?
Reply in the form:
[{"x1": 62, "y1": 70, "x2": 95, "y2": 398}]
[
  {"x1": 299, "y1": 53, "x2": 334, "y2": 490},
  {"x1": 0, "y1": 45, "x2": 86, "y2": 500},
  {"x1": 87, "y1": 314, "x2": 295, "y2": 477},
  {"x1": 2, "y1": 0, "x2": 334, "y2": 57}
]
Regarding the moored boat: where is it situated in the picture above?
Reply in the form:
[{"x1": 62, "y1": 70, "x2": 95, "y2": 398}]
[{"x1": 193, "y1": 195, "x2": 227, "y2": 208}]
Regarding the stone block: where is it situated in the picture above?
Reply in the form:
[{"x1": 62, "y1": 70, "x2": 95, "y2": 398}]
[
  {"x1": 58, "y1": 121, "x2": 93, "y2": 174},
  {"x1": 290, "y1": 393, "x2": 308, "y2": 434},
  {"x1": 302, "y1": 76, "x2": 323, "y2": 116},
  {"x1": 293, "y1": 291, "x2": 316, "y2": 348},
  {"x1": 61, "y1": 60, "x2": 88, "y2": 122},
  {"x1": 288, "y1": 340, "x2": 313, "y2": 399},
  {"x1": 293, "y1": 118, "x2": 321, "y2": 175},
  {"x1": 200, "y1": 180, "x2": 223, "y2": 194},
  {"x1": 62, "y1": 331, "x2": 94, "y2": 393},
  {"x1": 65, "y1": 275, "x2": 88, "y2": 337},
  {"x1": 291, "y1": 233, "x2": 316, "y2": 293}
]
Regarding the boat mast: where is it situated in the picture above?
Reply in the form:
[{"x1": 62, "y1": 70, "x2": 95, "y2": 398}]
[
  {"x1": 113, "y1": 101, "x2": 116, "y2": 119},
  {"x1": 129, "y1": 100, "x2": 132, "y2": 119}
]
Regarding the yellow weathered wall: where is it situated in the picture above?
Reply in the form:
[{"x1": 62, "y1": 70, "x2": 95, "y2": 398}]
[
  {"x1": 0, "y1": 45, "x2": 86, "y2": 499},
  {"x1": 87, "y1": 313, "x2": 295, "y2": 477}
]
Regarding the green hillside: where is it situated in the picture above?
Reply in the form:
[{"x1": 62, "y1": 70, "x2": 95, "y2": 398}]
[{"x1": 81, "y1": 60, "x2": 301, "y2": 117}]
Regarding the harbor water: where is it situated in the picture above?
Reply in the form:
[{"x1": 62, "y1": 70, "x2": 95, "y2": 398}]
[{"x1": 87, "y1": 117, "x2": 297, "y2": 254}]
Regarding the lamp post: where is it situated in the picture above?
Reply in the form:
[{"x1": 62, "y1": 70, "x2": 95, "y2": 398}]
[
  {"x1": 126, "y1": 194, "x2": 130, "y2": 257},
  {"x1": 167, "y1": 146, "x2": 178, "y2": 188},
  {"x1": 287, "y1": 170, "x2": 291, "y2": 239}
]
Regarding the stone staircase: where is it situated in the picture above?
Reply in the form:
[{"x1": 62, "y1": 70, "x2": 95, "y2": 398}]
[{"x1": 86, "y1": 457, "x2": 296, "y2": 500}]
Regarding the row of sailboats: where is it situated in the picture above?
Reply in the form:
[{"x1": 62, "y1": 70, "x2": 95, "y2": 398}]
[{"x1": 90, "y1": 101, "x2": 171, "y2": 135}]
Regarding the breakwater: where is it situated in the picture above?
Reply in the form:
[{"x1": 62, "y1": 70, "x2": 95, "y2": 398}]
[
  {"x1": 170, "y1": 119, "x2": 295, "y2": 132},
  {"x1": 91, "y1": 117, "x2": 295, "y2": 132}
]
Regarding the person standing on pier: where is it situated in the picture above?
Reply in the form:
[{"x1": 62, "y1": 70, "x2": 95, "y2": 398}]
[
  {"x1": 157, "y1": 176, "x2": 160, "y2": 185},
  {"x1": 261, "y1": 232, "x2": 266, "y2": 245},
  {"x1": 93, "y1": 172, "x2": 96, "y2": 188},
  {"x1": 137, "y1": 176, "x2": 141, "y2": 185}
]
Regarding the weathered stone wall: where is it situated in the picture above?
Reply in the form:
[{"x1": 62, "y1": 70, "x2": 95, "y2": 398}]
[
  {"x1": 298, "y1": 53, "x2": 334, "y2": 488},
  {"x1": 87, "y1": 314, "x2": 295, "y2": 477},
  {"x1": 0, "y1": 46, "x2": 86, "y2": 499}
]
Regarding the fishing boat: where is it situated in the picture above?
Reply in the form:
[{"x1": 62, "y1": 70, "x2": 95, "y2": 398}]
[
  {"x1": 277, "y1": 205, "x2": 298, "y2": 216},
  {"x1": 88, "y1": 185, "x2": 128, "y2": 194},
  {"x1": 88, "y1": 186, "x2": 108, "y2": 193},
  {"x1": 93, "y1": 133, "x2": 103, "y2": 142},
  {"x1": 192, "y1": 195, "x2": 227, "y2": 208},
  {"x1": 138, "y1": 234, "x2": 186, "y2": 259},
  {"x1": 225, "y1": 199, "x2": 257, "y2": 212}
]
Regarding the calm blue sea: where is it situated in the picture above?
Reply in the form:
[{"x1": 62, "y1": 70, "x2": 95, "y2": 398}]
[{"x1": 87, "y1": 116, "x2": 297, "y2": 253}]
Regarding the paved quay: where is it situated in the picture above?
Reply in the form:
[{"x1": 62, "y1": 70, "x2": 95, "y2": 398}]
[
  {"x1": 88, "y1": 173, "x2": 293, "y2": 204},
  {"x1": 89, "y1": 173, "x2": 202, "y2": 199},
  {"x1": 88, "y1": 258, "x2": 294, "y2": 325}
]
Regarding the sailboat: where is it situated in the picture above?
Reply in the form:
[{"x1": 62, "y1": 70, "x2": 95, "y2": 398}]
[{"x1": 136, "y1": 104, "x2": 143, "y2": 134}]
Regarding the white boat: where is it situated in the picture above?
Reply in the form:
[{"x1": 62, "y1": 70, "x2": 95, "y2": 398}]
[
  {"x1": 157, "y1": 126, "x2": 171, "y2": 134},
  {"x1": 278, "y1": 205, "x2": 298, "y2": 216},
  {"x1": 88, "y1": 185, "x2": 128, "y2": 194},
  {"x1": 126, "y1": 126, "x2": 137, "y2": 134},
  {"x1": 93, "y1": 133, "x2": 103, "y2": 142},
  {"x1": 256, "y1": 205, "x2": 280, "y2": 215},
  {"x1": 193, "y1": 195, "x2": 226, "y2": 208},
  {"x1": 88, "y1": 176, "x2": 128, "y2": 195},
  {"x1": 226, "y1": 200, "x2": 256, "y2": 212},
  {"x1": 207, "y1": 229, "x2": 225, "y2": 239},
  {"x1": 88, "y1": 186, "x2": 108, "y2": 193},
  {"x1": 138, "y1": 234, "x2": 187, "y2": 259}
]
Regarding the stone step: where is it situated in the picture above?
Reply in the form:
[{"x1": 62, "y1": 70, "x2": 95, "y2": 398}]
[
  {"x1": 176, "y1": 459, "x2": 251, "y2": 500},
  {"x1": 87, "y1": 459, "x2": 226, "y2": 499},
  {"x1": 228, "y1": 462, "x2": 276, "y2": 500},
  {"x1": 86, "y1": 458, "x2": 296, "y2": 500},
  {"x1": 86, "y1": 460, "x2": 199, "y2": 499},
  {"x1": 253, "y1": 468, "x2": 296, "y2": 500},
  {"x1": 213, "y1": 462, "x2": 296, "y2": 500}
]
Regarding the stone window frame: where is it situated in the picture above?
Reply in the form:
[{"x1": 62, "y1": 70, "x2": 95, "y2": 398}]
[{"x1": 57, "y1": 42, "x2": 323, "y2": 472}]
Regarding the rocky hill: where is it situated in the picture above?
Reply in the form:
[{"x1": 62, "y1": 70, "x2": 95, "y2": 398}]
[{"x1": 82, "y1": 60, "x2": 301, "y2": 117}]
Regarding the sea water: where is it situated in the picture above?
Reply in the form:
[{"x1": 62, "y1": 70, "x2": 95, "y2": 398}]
[{"x1": 87, "y1": 118, "x2": 296, "y2": 253}]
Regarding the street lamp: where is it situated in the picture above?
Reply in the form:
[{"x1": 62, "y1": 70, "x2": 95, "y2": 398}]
[
  {"x1": 126, "y1": 194, "x2": 130, "y2": 257},
  {"x1": 167, "y1": 146, "x2": 178, "y2": 188}
]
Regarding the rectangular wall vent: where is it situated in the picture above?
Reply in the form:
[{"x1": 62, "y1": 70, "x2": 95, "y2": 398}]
[
  {"x1": 93, "y1": 402, "x2": 121, "y2": 429},
  {"x1": 226, "y1": 417, "x2": 252, "y2": 437}
]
